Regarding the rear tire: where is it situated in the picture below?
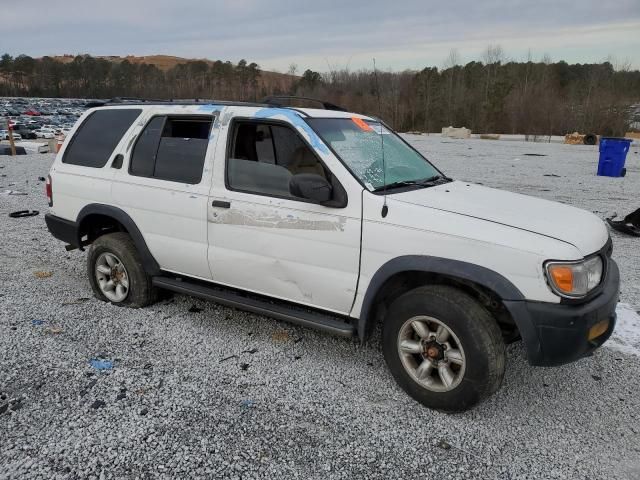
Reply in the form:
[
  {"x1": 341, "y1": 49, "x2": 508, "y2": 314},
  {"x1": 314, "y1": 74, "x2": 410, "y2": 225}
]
[
  {"x1": 87, "y1": 232, "x2": 158, "y2": 308},
  {"x1": 382, "y1": 285, "x2": 505, "y2": 412}
]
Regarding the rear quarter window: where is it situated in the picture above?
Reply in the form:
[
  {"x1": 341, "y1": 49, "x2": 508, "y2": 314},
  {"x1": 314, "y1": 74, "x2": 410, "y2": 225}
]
[{"x1": 62, "y1": 109, "x2": 141, "y2": 168}]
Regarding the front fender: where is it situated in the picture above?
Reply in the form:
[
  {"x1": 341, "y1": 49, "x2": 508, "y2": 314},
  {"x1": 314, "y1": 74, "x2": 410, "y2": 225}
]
[{"x1": 357, "y1": 255, "x2": 526, "y2": 341}]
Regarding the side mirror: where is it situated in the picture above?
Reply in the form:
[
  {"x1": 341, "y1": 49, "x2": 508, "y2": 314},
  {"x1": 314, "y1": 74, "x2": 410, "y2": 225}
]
[{"x1": 289, "y1": 173, "x2": 332, "y2": 204}]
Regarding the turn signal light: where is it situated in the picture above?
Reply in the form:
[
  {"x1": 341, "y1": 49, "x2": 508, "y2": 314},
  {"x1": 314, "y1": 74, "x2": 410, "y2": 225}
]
[
  {"x1": 547, "y1": 265, "x2": 574, "y2": 294},
  {"x1": 588, "y1": 320, "x2": 609, "y2": 341}
]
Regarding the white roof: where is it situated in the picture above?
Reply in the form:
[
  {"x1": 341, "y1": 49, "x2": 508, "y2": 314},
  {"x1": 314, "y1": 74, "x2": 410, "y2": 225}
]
[{"x1": 297, "y1": 107, "x2": 373, "y2": 120}]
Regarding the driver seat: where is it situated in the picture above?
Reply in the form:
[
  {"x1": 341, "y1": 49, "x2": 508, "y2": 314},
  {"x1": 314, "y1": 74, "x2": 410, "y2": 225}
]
[{"x1": 288, "y1": 147, "x2": 326, "y2": 178}]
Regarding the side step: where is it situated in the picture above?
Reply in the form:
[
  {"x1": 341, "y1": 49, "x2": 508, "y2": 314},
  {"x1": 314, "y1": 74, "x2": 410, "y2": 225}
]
[{"x1": 152, "y1": 276, "x2": 356, "y2": 337}]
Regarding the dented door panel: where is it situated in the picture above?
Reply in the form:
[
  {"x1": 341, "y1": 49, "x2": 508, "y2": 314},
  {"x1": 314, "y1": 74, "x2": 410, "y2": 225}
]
[{"x1": 207, "y1": 106, "x2": 363, "y2": 314}]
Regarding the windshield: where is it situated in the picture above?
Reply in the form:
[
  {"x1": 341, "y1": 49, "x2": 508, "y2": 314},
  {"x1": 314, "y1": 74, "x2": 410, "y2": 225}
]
[{"x1": 307, "y1": 117, "x2": 443, "y2": 191}]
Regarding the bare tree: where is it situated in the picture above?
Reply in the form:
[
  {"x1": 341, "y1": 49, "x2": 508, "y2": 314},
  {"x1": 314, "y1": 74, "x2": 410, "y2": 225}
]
[{"x1": 443, "y1": 49, "x2": 460, "y2": 126}]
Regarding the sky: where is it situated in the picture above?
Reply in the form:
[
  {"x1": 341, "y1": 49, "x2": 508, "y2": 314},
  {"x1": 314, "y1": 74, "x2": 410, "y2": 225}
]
[{"x1": 2, "y1": 0, "x2": 639, "y2": 72}]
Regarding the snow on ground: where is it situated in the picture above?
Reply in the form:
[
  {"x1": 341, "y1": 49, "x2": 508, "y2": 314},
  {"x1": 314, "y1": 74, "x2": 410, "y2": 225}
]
[{"x1": 611, "y1": 304, "x2": 640, "y2": 357}]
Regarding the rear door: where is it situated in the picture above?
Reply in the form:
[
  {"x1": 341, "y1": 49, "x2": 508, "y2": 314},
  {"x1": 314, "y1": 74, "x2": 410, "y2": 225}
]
[
  {"x1": 207, "y1": 107, "x2": 363, "y2": 314},
  {"x1": 112, "y1": 107, "x2": 219, "y2": 279}
]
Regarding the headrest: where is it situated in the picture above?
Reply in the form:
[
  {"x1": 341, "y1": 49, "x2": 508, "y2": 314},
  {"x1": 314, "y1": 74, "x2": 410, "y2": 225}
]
[{"x1": 293, "y1": 147, "x2": 317, "y2": 166}]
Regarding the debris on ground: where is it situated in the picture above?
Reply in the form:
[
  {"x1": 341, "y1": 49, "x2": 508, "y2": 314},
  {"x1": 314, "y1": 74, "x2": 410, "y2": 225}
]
[
  {"x1": 188, "y1": 305, "x2": 203, "y2": 313},
  {"x1": 271, "y1": 329, "x2": 290, "y2": 342},
  {"x1": 437, "y1": 439, "x2": 452, "y2": 450},
  {"x1": 34, "y1": 271, "x2": 53, "y2": 279},
  {"x1": 31, "y1": 319, "x2": 45, "y2": 326},
  {"x1": 479, "y1": 134, "x2": 500, "y2": 140},
  {"x1": 242, "y1": 348, "x2": 258, "y2": 354},
  {"x1": 89, "y1": 359, "x2": 113, "y2": 371},
  {"x1": 543, "y1": 174, "x2": 561, "y2": 177},
  {"x1": 47, "y1": 326, "x2": 63, "y2": 335},
  {"x1": 90, "y1": 399, "x2": 106, "y2": 409},
  {"x1": 219, "y1": 354, "x2": 238, "y2": 363},
  {"x1": 0, "y1": 190, "x2": 27, "y2": 196},
  {"x1": 240, "y1": 399, "x2": 255, "y2": 409},
  {"x1": 8, "y1": 210, "x2": 39, "y2": 218},
  {"x1": 523, "y1": 153, "x2": 547, "y2": 156},
  {"x1": 240, "y1": 363, "x2": 250, "y2": 371},
  {"x1": 0, "y1": 395, "x2": 24, "y2": 415},
  {"x1": 607, "y1": 208, "x2": 640, "y2": 237},
  {"x1": 564, "y1": 132, "x2": 598, "y2": 145}
]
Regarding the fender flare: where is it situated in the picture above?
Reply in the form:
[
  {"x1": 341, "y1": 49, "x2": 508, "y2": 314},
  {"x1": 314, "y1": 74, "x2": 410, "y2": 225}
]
[
  {"x1": 357, "y1": 255, "x2": 526, "y2": 341},
  {"x1": 77, "y1": 204, "x2": 161, "y2": 276}
]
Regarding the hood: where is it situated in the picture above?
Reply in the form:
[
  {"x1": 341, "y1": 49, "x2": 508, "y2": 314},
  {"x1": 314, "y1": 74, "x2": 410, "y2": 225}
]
[{"x1": 391, "y1": 181, "x2": 608, "y2": 255}]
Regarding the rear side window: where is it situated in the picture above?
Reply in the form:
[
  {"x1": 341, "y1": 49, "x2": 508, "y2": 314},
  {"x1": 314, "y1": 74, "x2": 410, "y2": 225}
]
[
  {"x1": 130, "y1": 116, "x2": 212, "y2": 184},
  {"x1": 63, "y1": 109, "x2": 141, "y2": 168}
]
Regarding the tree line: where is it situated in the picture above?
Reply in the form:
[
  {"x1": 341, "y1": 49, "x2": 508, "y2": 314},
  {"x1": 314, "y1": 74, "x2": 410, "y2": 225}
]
[{"x1": 1, "y1": 49, "x2": 639, "y2": 136}]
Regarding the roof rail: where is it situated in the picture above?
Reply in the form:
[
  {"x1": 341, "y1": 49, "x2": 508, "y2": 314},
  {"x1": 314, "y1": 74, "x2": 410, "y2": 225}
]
[
  {"x1": 83, "y1": 97, "x2": 269, "y2": 109},
  {"x1": 261, "y1": 96, "x2": 347, "y2": 112}
]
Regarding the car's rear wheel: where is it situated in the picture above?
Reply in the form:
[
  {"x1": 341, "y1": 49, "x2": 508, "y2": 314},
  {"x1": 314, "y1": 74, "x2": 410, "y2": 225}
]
[
  {"x1": 382, "y1": 285, "x2": 505, "y2": 412},
  {"x1": 87, "y1": 232, "x2": 158, "y2": 308}
]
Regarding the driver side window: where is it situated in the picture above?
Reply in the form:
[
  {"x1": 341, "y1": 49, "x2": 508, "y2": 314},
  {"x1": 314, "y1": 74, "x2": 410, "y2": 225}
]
[{"x1": 226, "y1": 121, "x2": 327, "y2": 199}]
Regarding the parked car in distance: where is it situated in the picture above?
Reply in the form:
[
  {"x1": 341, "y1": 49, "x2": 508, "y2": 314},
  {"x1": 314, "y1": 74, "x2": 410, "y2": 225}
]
[
  {"x1": 11, "y1": 124, "x2": 37, "y2": 139},
  {"x1": 0, "y1": 130, "x2": 22, "y2": 140},
  {"x1": 36, "y1": 128, "x2": 55, "y2": 139},
  {"x1": 44, "y1": 97, "x2": 620, "y2": 412}
]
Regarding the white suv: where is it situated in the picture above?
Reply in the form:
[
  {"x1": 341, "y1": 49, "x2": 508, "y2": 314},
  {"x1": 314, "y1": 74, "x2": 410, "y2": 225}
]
[{"x1": 45, "y1": 97, "x2": 619, "y2": 411}]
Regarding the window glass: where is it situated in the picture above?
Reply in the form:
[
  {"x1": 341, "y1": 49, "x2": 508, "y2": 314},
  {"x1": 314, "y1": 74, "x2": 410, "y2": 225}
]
[
  {"x1": 227, "y1": 121, "x2": 327, "y2": 198},
  {"x1": 130, "y1": 116, "x2": 164, "y2": 177},
  {"x1": 307, "y1": 118, "x2": 440, "y2": 190},
  {"x1": 63, "y1": 109, "x2": 141, "y2": 167},
  {"x1": 254, "y1": 124, "x2": 275, "y2": 164},
  {"x1": 130, "y1": 116, "x2": 211, "y2": 184}
]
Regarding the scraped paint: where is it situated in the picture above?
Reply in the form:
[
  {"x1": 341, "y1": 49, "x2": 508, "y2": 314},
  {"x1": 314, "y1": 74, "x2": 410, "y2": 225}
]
[{"x1": 212, "y1": 209, "x2": 345, "y2": 231}]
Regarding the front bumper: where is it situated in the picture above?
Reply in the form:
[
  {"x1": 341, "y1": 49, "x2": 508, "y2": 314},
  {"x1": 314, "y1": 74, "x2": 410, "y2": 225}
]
[{"x1": 504, "y1": 258, "x2": 620, "y2": 366}]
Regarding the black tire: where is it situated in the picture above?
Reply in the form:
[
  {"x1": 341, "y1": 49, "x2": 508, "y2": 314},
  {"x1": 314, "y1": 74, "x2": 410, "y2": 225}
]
[
  {"x1": 382, "y1": 285, "x2": 505, "y2": 412},
  {"x1": 583, "y1": 133, "x2": 597, "y2": 146},
  {"x1": 87, "y1": 232, "x2": 158, "y2": 308}
]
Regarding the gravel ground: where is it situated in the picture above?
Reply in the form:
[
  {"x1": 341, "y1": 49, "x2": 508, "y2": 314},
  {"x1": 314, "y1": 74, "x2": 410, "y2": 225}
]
[{"x1": 1, "y1": 138, "x2": 639, "y2": 480}]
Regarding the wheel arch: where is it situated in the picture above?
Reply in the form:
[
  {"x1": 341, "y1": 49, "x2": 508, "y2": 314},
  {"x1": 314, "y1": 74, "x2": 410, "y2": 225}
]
[
  {"x1": 77, "y1": 204, "x2": 161, "y2": 276},
  {"x1": 358, "y1": 255, "x2": 526, "y2": 342}
]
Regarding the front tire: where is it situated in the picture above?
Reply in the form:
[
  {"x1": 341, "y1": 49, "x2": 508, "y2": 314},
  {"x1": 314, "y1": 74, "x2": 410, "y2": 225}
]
[
  {"x1": 382, "y1": 285, "x2": 505, "y2": 412},
  {"x1": 87, "y1": 232, "x2": 158, "y2": 308}
]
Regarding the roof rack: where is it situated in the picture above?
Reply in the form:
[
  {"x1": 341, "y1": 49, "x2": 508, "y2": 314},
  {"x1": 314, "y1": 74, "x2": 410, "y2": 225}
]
[
  {"x1": 84, "y1": 97, "x2": 269, "y2": 109},
  {"x1": 261, "y1": 96, "x2": 347, "y2": 112},
  {"x1": 84, "y1": 96, "x2": 348, "y2": 112}
]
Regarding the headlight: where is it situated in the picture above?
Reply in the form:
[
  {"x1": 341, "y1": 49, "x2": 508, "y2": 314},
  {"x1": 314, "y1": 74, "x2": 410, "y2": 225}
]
[{"x1": 545, "y1": 256, "x2": 603, "y2": 298}]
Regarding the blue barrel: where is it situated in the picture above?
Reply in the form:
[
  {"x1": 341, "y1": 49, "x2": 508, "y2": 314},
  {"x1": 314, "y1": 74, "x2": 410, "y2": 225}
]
[{"x1": 597, "y1": 137, "x2": 632, "y2": 177}]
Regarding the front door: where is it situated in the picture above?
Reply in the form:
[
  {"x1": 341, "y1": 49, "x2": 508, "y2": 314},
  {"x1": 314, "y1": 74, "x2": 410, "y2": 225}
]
[{"x1": 207, "y1": 110, "x2": 362, "y2": 314}]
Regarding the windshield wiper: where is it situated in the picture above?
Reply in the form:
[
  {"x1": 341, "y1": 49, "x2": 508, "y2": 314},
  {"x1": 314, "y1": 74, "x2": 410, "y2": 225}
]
[{"x1": 372, "y1": 175, "x2": 451, "y2": 192}]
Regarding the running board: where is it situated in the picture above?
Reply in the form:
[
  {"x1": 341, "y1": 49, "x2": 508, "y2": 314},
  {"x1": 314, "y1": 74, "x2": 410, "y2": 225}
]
[{"x1": 152, "y1": 276, "x2": 356, "y2": 337}]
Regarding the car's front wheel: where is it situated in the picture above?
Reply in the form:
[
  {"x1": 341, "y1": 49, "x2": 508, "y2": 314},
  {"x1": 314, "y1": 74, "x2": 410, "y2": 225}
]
[
  {"x1": 87, "y1": 232, "x2": 158, "y2": 308},
  {"x1": 382, "y1": 285, "x2": 505, "y2": 412}
]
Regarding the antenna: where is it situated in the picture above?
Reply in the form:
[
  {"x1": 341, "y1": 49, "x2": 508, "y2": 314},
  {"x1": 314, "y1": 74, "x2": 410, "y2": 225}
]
[{"x1": 373, "y1": 58, "x2": 388, "y2": 218}]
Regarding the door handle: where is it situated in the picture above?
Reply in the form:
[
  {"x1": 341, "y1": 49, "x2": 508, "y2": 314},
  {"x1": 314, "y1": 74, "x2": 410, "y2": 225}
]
[{"x1": 212, "y1": 200, "x2": 231, "y2": 208}]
